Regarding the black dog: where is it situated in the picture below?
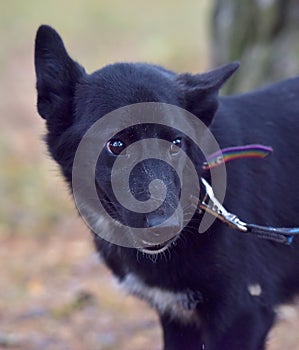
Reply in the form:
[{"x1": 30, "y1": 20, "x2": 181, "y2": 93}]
[{"x1": 34, "y1": 25, "x2": 299, "y2": 350}]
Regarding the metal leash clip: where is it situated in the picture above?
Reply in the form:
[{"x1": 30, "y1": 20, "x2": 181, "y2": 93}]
[
  {"x1": 198, "y1": 177, "x2": 298, "y2": 245},
  {"x1": 199, "y1": 178, "x2": 248, "y2": 232}
]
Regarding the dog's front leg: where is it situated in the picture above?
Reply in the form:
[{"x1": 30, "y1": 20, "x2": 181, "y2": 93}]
[
  {"x1": 204, "y1": 305, "x2": 276, "y2": 350},
  {"x1": 159, "y1": 314, "x2": 204, "y2": 350}
]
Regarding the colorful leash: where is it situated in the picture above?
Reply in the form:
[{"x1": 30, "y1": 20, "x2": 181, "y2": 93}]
[{"x1": 199, "y1": 144, "x2": 299, "y2": 245}]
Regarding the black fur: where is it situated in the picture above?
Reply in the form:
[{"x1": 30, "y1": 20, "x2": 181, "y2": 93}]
[{"x1": 35, "y1": 25, "x2": 299, "y2": 350}]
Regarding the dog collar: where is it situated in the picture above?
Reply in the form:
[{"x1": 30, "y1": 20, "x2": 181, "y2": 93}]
[
  {"x1": 197, "y1": 144, "x2": 299, "y2": 245},
  {"x1": 203, "y1": 144, "x2": 273, "y2": 170}
]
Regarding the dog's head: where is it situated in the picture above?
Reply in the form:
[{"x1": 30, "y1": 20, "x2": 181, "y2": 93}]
[{"x1": 35, "y1": 25, "x2": 238, "y2": 255}]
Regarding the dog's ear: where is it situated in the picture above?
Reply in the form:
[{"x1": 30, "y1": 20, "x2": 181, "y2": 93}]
[
  {"x1": 34, "y1": 25, "x2": 85, "y2": 128},
  {"x1": 177, "y1": 62, "x2": 239, "y2": 125}
]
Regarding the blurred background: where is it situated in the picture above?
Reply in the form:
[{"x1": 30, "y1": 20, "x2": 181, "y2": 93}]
[{"x1": 1, "y1": 0, "x2": 299, "y2": 349}]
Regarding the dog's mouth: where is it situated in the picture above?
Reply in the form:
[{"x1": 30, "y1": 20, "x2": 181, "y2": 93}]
[{"x1": 139, "y1": 235, "x2": 179, "y2": 255}]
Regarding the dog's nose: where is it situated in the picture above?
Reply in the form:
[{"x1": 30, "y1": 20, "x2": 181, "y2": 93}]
[{"x1": 145, "y1": 214, "x2": 182, "y2": 235}]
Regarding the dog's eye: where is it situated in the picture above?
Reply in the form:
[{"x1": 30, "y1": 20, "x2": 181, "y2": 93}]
[
  {"x1": 106, "y1": 140, "x2": 126, "y2": 155},
  {"x1": 170, "y1": 137, "x2": 182, "y2": 155}
]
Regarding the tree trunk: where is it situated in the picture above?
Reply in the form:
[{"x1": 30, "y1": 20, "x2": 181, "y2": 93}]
[{"x1": 212, "y1": 0, "x2": 299, "y2": 94}]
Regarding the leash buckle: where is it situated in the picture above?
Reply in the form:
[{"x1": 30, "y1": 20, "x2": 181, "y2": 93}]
[
  {"x1": 200, "y1": 178, "x2": 248, "y2": 232},
  {"x1": 199, "y1": 177, "x2": 296, "y2": 244}
]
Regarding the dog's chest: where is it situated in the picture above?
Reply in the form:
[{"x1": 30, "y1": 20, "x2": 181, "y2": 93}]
[{"x1": 119, "y1": 273, "x2": 202, "y2": 324}]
